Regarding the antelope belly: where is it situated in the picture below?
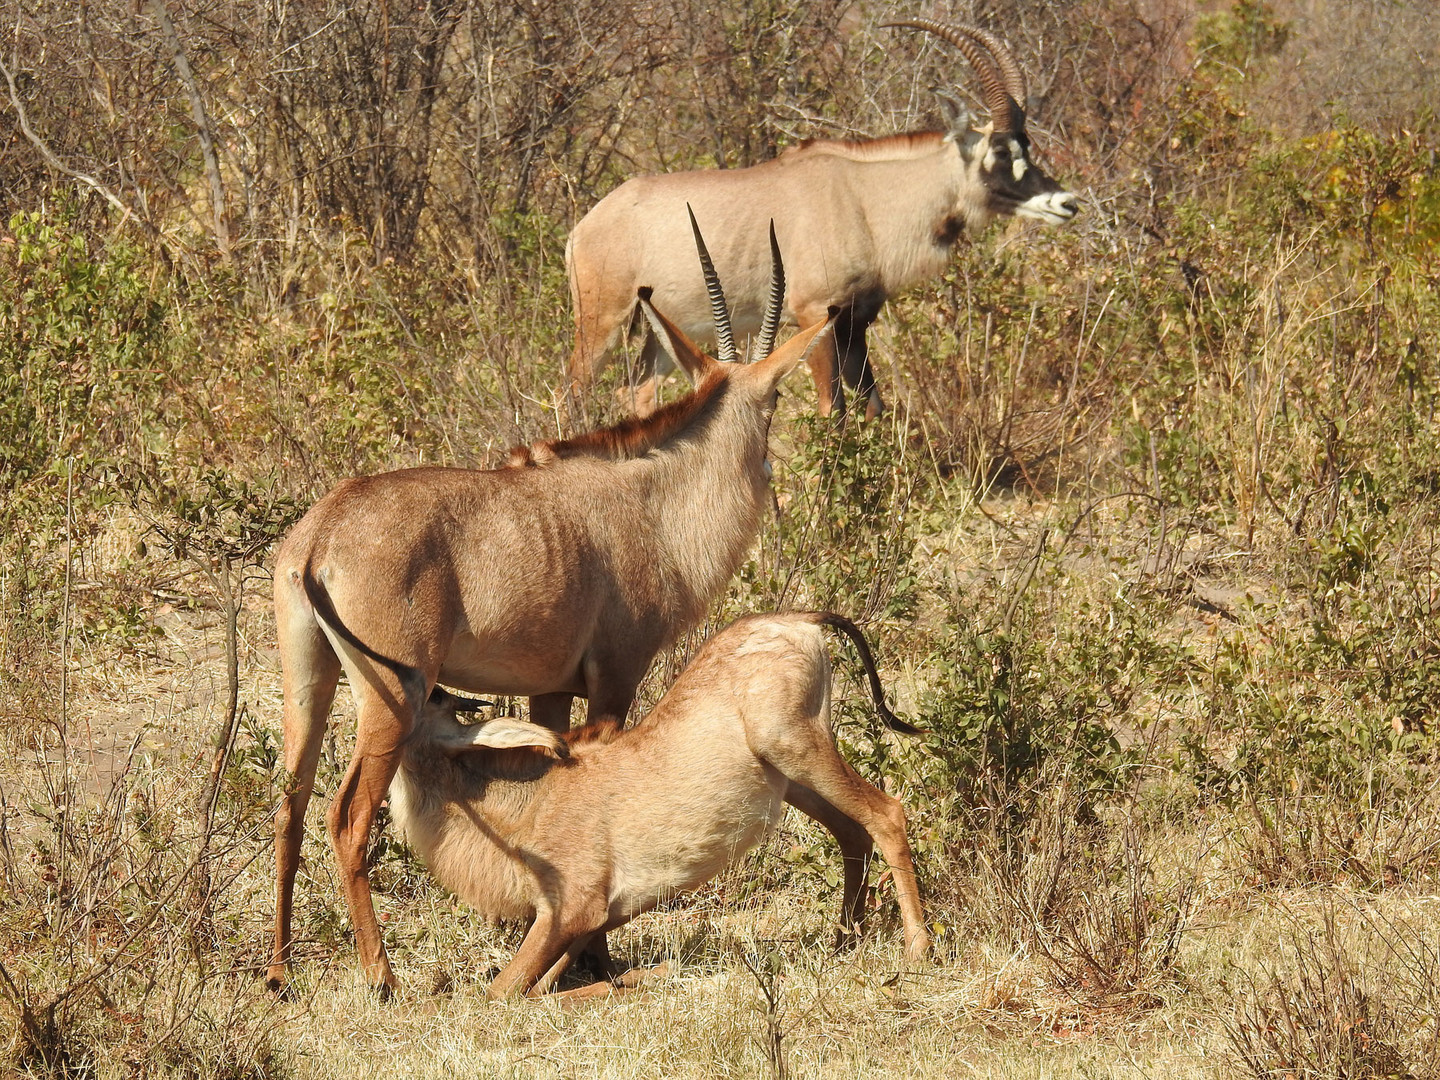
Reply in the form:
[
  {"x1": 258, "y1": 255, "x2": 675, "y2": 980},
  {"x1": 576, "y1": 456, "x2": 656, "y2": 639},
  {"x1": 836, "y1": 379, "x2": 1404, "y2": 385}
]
[{"x1": 607, "y1": 787, "x2": 786, "y2": 921}]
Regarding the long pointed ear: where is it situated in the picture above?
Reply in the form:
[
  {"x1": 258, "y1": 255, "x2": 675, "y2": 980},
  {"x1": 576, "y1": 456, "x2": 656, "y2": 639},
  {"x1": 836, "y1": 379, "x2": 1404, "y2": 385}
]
[
  {"x1": 932, "y1": 88, "x2": 973, "y2": 135},
  {"x1": 750, "y1": 311, "x2": 836, "y2": 390},
  {"x1": 436, "y1": 718, "x2": 569, "y2": 760},
  {"x1": 637, "y1": 287, "x2": 719, "y2": 381}
]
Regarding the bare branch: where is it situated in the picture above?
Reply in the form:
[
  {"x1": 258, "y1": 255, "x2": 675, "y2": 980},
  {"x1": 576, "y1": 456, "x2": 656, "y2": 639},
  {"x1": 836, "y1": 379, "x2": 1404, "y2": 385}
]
[
  {"x1": 0, "y1": 51, "x2": 134, "y2": 222},
  {"x1": 149, "y1": 0, "x2": 231, "y2": 258}
]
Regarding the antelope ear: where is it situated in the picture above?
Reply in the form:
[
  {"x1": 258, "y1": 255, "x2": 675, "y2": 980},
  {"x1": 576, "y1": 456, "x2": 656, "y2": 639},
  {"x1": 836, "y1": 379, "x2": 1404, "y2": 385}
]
[
  {"x1": 932, "y1": 88, "x2": 973, "y2": 135},
  {"x1": 637, "y1": 288, "x2": 718, "y2": 382},
  {"x1": 438, "y1": 718, "x2": 569, "y2": 760},
  {"x1": 750, "y1": 312, "x2": 836, "y2": 390}
]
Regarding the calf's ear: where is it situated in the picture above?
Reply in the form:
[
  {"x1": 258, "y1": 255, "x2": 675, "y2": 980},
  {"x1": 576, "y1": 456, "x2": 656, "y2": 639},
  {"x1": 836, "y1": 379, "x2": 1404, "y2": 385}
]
[
  {"x1": 752, "y1": 313, "x2": 836, "y2": 391},
  {"x1": 437, "y1": 718, "x2": 569, "y2": 760}
]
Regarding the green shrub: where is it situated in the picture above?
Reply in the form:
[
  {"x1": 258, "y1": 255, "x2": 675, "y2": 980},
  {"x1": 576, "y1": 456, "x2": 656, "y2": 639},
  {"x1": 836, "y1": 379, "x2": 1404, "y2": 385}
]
[{"x1": 0, "y1": 210, "x2": 173, "y2": 481}]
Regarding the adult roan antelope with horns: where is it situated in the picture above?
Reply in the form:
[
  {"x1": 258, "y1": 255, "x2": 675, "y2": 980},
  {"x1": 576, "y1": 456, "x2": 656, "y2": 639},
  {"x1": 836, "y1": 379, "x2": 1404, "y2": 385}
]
[
  {"x1": 565, "y1": 18, "x2": 1079, "y2": 421},
  {"x1": 265, "y1": 218, "x2": 833, "y2": 996}
]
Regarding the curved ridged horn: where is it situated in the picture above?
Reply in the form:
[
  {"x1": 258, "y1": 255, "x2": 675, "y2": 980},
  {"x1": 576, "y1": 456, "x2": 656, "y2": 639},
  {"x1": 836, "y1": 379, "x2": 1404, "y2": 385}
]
[
  {"x1": 448, "y1": 696, "x2": 494, "y2": 713},
  {"x1": 752, "y1": 220, "x2": 786, "y2": 361},
  {"x1": 428, "y1": 688, "x2": 494, "y2": 713},
  {"x1": 956, "y1": 24, "x2": 1027, "y2": 108},
  {"x1": 883, "y1": 18, "x2": 1023, "y2": 135},
  {"x1": 687, "y1": 203, "x2": 736, "y2": 362}
]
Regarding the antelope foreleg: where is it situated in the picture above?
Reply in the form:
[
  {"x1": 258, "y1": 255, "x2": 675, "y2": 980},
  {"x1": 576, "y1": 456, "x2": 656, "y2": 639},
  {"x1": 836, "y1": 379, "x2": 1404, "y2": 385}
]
[
  {"x1": 836, "y1": 318, "x2": 884, "y2": 420},
  {"x1": 529, "y1": 693, "x2": 575, "y2": 734},
  {"x1": 488, "y1": 914, "x2": 579, "y2": 999},
  {"x1": 550, "y1": 961, "x2": 672, "y2": 1002}
]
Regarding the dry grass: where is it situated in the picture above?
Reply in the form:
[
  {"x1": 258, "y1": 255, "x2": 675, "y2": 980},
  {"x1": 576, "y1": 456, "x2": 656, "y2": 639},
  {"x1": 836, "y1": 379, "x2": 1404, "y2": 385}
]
[
  {"x1": 3, "y1": 3, "x2": 1440, "y2": 1074},
  {"x1": 4, "y1": 483, "x2": 1436, "y2": 1079}
]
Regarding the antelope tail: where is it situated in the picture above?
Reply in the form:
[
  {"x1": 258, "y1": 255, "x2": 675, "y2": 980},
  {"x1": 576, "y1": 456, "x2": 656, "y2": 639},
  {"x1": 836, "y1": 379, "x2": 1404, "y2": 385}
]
[
  {"x1": 814, "y1": 612, "x2": 926, "y2": 735},
  {"x1": 300, "y1": 567, "x2": 425, "y2": 696}
]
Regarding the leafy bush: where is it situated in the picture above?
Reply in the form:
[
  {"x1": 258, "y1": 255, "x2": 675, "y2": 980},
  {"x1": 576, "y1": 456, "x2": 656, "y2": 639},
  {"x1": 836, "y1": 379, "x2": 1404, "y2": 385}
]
[
  {"x1": 0, "y1": 210, "x2": 172, "y2": 481},
  {"x1": 914, "y1": 578, "x2": 1189, "y2": 815},
  {"x1": 738, "y1": 413, "x2": 926, "y2": 621}
]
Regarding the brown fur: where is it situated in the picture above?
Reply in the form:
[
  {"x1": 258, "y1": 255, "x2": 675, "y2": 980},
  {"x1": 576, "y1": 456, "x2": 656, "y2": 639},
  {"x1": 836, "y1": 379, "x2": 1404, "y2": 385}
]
[
  {"x1": 265, "y1": 308, "x2": 834, "y2": 995},
  {"x1": 389, "y1": 614, "x2": 930, "y2": 999},
  {"x1": 510, "y1": 369, "x2": 728, "y2": 467},
  {"x1": 784, "y1": 131, "x2": 947, "y2": 161},
  {"x1": 563, "y1": 717, "x2": 625, "y2": 746}
]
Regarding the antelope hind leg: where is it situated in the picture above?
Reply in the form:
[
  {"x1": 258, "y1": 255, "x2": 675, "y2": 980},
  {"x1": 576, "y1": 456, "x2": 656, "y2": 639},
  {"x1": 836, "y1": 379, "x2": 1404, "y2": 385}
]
[
  {"x1": 785, "y1": 782, "x2": 874, "y2": 949},
  {"x1": 267, "y1": 585, "x2": 342, "y2": 992},
  {"x1": 325, "y1": 669, "x2": 418, "y2": 995},
  {"x1": 803, "y1": 325, "x2": 844, "y2": 418},
  {"x1": 619, "y1": 330, "x2": 670, "y2": 417},
  {"x1": 775, "y1": 749, "x2": 930, "y2": 960}
]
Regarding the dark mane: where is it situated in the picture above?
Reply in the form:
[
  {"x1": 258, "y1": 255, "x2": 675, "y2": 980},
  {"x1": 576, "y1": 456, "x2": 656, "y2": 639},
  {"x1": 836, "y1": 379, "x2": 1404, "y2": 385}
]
[
  {"x1": 507, "y1": 369, "x2": 728, "y2": 467},
  {"x1": 782, "y1": 131, "x2": 947, "y2": 162}
]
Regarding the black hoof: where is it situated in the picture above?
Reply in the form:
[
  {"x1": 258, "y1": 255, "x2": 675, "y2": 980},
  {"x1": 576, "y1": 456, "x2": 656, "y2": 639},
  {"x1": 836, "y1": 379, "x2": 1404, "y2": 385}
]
[{"x1": 266, "y1": 974, "x2": 300, "y2": 1002}]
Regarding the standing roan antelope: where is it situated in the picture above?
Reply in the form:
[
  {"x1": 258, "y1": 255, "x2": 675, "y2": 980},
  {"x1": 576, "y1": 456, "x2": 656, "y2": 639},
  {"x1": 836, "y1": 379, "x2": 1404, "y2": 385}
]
[
  {"x1": 565, "y1": 18, "x2": 1079, "y2": 421},
  {"x1": 389, "y1": 612, "x2": 930, "y2": 999},
  {"x1": 266, "y1": 221, "x2": 834, "y2": 995}
]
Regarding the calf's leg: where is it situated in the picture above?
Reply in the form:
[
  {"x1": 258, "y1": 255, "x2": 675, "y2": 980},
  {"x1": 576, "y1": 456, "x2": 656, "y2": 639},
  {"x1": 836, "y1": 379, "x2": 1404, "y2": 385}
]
[
  {"x1": 490, "y1": 908, "x2": 607, "y2": 999},
  {"x1": 775, "y1": 750, "x2": 930, "y2": 960},
  {"x1": 785, "y1": 783, "x2": 874, "y2": 948}
]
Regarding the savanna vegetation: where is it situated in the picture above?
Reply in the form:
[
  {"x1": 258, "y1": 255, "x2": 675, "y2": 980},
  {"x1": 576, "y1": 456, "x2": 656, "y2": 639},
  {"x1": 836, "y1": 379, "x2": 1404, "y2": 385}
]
[{"x1": 2, "y1": 0, "x2": 1438, "y2": 1075}]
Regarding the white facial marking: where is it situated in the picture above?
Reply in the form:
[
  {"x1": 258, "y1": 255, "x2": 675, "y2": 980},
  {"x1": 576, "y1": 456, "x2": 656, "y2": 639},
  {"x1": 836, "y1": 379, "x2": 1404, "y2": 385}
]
[
  {"x1": 1010, "y1": 140, "x2": 1028, "y2": 182},
  {"x1": 1016, "y1": 191, "x2": 1080, "y2": 224}
]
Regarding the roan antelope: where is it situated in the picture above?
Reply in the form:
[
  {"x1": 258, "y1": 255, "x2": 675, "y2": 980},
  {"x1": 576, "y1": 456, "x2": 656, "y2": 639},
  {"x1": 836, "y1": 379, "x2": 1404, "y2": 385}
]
[
  {"x1": 266, "y1": 222, "x2": 834, "y2": 995},
  {"x1": 565, "y1": 18, "x2": 1079, "y2": 420},
  {"x1": 389, "y1": 612, "x2": 930, "y2": 999}
]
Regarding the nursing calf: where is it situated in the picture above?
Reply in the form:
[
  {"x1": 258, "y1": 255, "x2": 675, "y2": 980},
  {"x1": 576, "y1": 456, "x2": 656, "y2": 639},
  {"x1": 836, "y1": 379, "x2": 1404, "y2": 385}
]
[{"x1": 388, "y1": 612, "x2": 931, "y2": 998}]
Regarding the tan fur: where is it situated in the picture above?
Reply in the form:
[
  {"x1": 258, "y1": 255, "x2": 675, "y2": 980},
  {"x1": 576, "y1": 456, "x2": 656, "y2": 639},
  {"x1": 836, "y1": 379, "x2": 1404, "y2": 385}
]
[
  {"x1": 567, "y1": 142, "x2": 970, "y2": 407},
  {"x1": 266, "y1": 312, "x2": 833, "y2": 995},
  {"x1": 566, "y1": 91, "x2": 1078, "y2": 421},
  {"x1": 389, "y1": 614, "x2": 931, "y2": 998}
]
